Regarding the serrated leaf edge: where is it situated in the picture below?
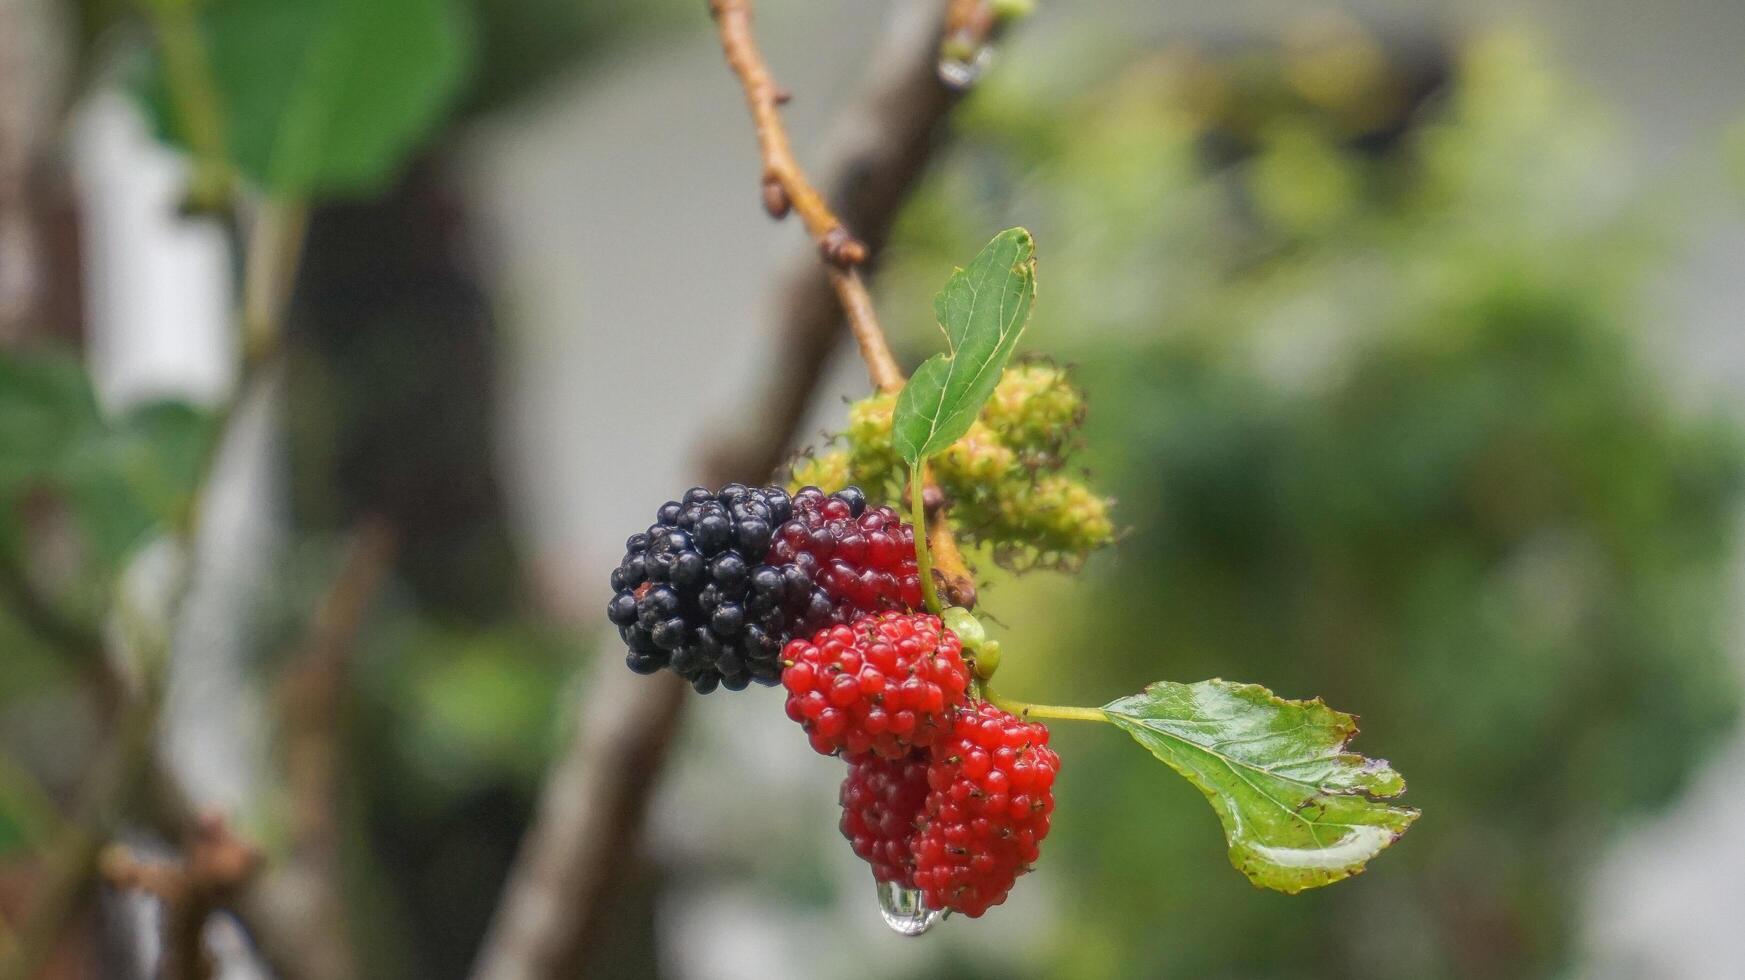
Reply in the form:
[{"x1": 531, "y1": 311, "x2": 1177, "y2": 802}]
[
  {"x1": 1118, "y1": 679, "x2": 1412, "y2": 800},
  {"x1": 1104, "y1": 678, "x2": 1418, "y2": 893}
]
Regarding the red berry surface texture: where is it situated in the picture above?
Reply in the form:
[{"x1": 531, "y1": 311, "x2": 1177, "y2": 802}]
[
  {"x1": 767, "y1": 486, "x2": 924, "y2": 618},
  {"x1": 839, "y1": 753, "x2": 931, "y2": 888},
  {"x1": 782, "y1": 612, "x2": 971, "y2": 760},
  {"x1": 913, "y1": 702, "x2": 1060, "y2": 917}
]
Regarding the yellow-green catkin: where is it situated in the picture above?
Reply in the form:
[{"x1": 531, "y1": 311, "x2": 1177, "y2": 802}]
[
  {"x1": 788, "y1": 362, "x2": 1116, "y2": 570},
  {"x1": 981, "y1": 363, "x2": 1084, "y2": 457}
]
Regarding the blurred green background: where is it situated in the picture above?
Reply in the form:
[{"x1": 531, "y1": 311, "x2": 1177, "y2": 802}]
[{"x1": 3, "y1": 1, "x2": 1744, "y2": 978}]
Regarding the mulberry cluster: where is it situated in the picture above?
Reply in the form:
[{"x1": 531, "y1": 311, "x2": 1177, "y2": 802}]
[
  {"x1": 913, "y1": 702, "x2": 1059, "y2": 917},
  {"x1": 789, "y1": 362, "x2": 1116, "y2": 570},
  {"x1": 607, "y1": 485, "x2": 923, "y2": 693},
  {"x1": 611, "y1": 486, "x2": 1062, "y2": 920},
  {"x1": 782, "y1": 612, "x2": 1057, "y2": 918}
]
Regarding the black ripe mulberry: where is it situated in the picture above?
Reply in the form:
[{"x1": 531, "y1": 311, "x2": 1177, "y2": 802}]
[{"x1": 608, "y1": 484, "x2": 922, "y2": 693}]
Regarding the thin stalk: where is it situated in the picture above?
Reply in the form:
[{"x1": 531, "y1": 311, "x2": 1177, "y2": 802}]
[
  {"x1": 241, "y1": 197, "x2": 309, "y2": 366},
  {"x1": 176, "y1": 197, "x2": 308, "y2": 538},
  {"x1": 910, "y1": 460, "x2": 941, "y2": 614},
  {"x1": 985, "y1": 688, "x2": 1110, "y2": 725},
  {"x1": 140, "y1": 0, "x2": 231, "y2": 211}
]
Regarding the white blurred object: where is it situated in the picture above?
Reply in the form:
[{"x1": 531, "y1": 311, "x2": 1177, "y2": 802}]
[
  {"x1": 69, "y1": 89, "x2": 234, "y2": 411},
  {"x1": 1581, "y1": 734, "x2": 1745, "y2": 980}
]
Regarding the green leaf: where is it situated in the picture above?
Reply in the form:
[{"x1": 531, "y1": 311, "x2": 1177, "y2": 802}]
[
  {"x1": 139, "y1": 0, "x2": 472, "y2": 196},
  {"x1": 0, "y1": 348, "x2": 216, "y2": 580},
  {"x1": 892, "y1": 228, "x2": 1037, "y2": 465},
  {"x1": 1103, "y1": 679, "x2": 1418, "y2": 893}
]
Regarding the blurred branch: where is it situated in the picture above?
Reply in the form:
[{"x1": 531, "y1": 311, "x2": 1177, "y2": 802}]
[
  {"x1": 100, "y1": 814, "x2": 261, "y2": 980},
  {"x1": 0, "y1": 554, "x2": 117, "y2": 711},
  {"x1": 0, "y1": 175, "x2": 311, "y2": 980},
  {"x1": 0, "y1": 679, "x2": 158, "y2": 980},
  {"x1": 240, "y1": 199, "x2": 306, "y2": 367},
  {"x1": 132, "y1": 521, "x2": 397, "y2": 980},
  {"x1": 269, "y1": 519, "x2": 397, "y2": 980},
  {"x1": 179, "y1": 200, "x2": 307, "y2": 538},
  {"x1": 469, "y1": 666, "x2": 687, "y2": 980},
  {"x1": 470, "y1": 3, "x2": 966, "y2": 979},
  {"x1": 136, "y1": 0, "x2": 232, "y2": 212},
  {"x1": 283, "y1": 521, "x2": 396, "y2": 868},
  {"x1": 0, "y1": 0, "x2": 71, "y2": 347}
]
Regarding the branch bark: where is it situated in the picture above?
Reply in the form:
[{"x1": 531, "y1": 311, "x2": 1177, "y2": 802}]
[
  {"x1": 266, "y1": 519, "x2": 396, "y2": 980},
  {"x1": 0, "y1": 0, "x2": 72, "y2": 346},
  {"x1": 137, "y1": 520, "x2": 396, "y2": 980},
  {"x1": 470, "y1": 3, "x2": 964, "y2": 978},
  {"x1": 99, "y1": 814, "x2": 262, "y2": 980}
]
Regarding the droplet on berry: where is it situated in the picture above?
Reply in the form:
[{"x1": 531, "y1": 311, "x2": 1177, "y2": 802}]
[{"x1": 875, "y1": 880, "x2": 947, "y2": 936}]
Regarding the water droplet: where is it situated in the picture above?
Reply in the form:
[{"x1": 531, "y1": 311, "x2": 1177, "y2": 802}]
[
  {"x1": 937, "y1": 40, "x2": 994, "y2": 90},
  {"x1": 876, "y1": 880, "x2": 948, "y2": 936}
]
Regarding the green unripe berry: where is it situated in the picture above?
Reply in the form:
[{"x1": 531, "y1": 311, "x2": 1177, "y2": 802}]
[
  {"x1": 942, "y1": 606, "x2": 1000, "y2": 680},
  {"x1": 942, "y1": 606, "x2": 986, "y2": 648},
  {"x1": 972, "y1": 639, "x2": 1001, "y2": 680}
]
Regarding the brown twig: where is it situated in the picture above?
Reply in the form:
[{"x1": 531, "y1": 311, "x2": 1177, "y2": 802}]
[
  {"x1": 828, "y1": 268, "x2": 905, "y2": 394},
  {"x1": 940, "y1": 0, "x2": 1005, "y2": 83},
  {"x1": 710, "y1": 0, "x2": 868, "y2": 268},
  {"x1": 709, "y1": 0, "x2": 912, "y2": 399},
  {"x1": 924, "y1": 487, "x2": 978, "y2": 608},
  {"x1": 471, "y1": 4, "x2": 969, "y2": 979},
  {"x1": 129, "y1": 523, "x2": 396, "y2": 980},
  {"x1": 100, "y1": 814, "x2": 262, "y2": 980},
  {"x1": 0, "y1": 681, "x2": 157, "y2": 980},
  {"x1": 944, "y1": 0, "x2": 985, "y2": 33},
  {"x1": 709, "y1": 0, "x2": 975, "y2": 604}
]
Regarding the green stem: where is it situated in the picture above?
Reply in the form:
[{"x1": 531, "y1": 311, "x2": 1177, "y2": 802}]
[
  {"x1": 141, "y1": 0, "x2": 232, "y2": 211},
  {"x1": 985, "y1": 688, "x2": 1110, "y2": 725},
  {"x1": 176, "y1": 198, "x2": 308, "y2": 537},
  {"x1": 910, "y1": 460, "x2": 942, "y2": 615},
  {"x1": 0, "y1": 752, "x2": 60, "y2": 850}
]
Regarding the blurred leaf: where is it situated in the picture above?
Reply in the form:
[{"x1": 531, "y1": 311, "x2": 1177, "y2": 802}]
[
  {"x1": 1104, "y1": 680, "x2": 1418, "y2": 892},
  {"x1": 0, "y1": 350, "x2": 99, "y2": 486},
  {"x1": 357, "y1": 613, "x2": 580, "y2": 799},
  {"x1": 893, "y1": 228, "x2": 1037, "y2": 466},
  {"x1": 0, "y1": 753, "x2": 57, "y2": 857},
  {"x1": 0, "y1": 808, "x2": 28, "y2": 858},
  {"x1": 139, "y1": 0, "x2": 472, "y2": 195},
  {"x1": 0, "y1": 348, "x2": 215, "y2": 584}
]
